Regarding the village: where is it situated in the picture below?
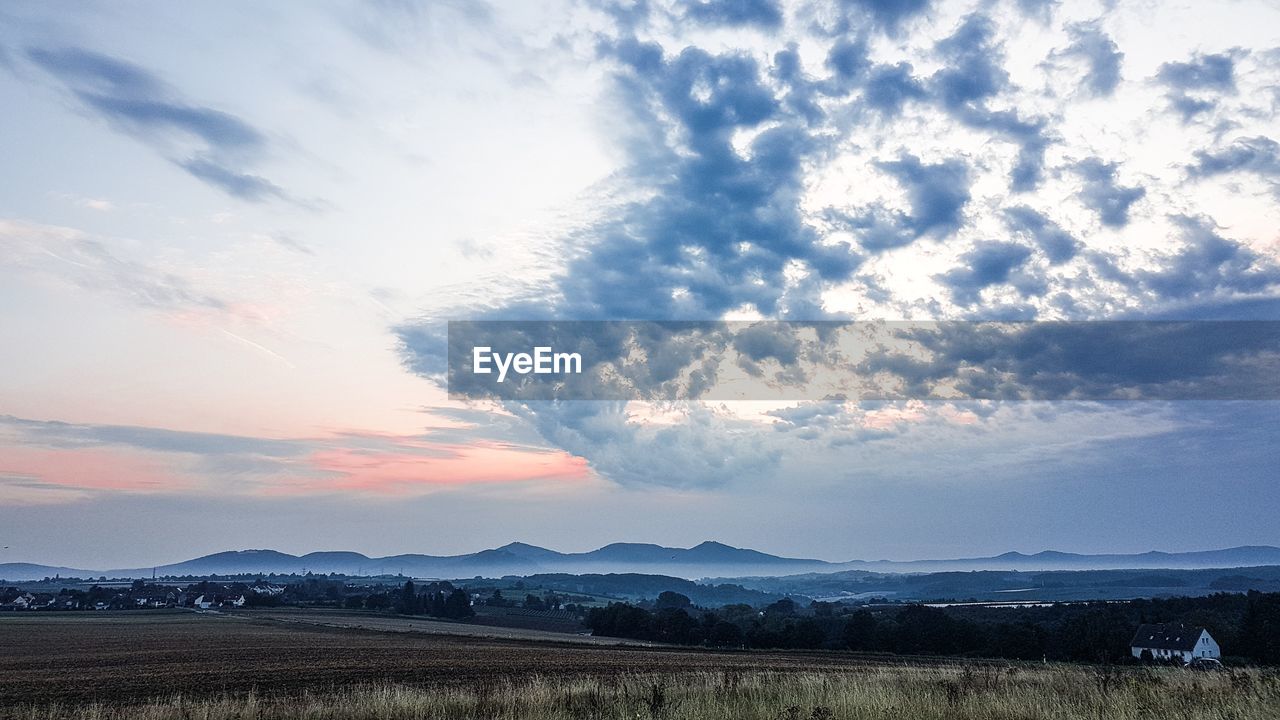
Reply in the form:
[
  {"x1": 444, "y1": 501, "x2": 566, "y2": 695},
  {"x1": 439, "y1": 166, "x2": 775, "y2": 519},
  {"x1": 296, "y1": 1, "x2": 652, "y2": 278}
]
[{"x1": 0, "y1": 579, "x2": 284, "y2": 612}]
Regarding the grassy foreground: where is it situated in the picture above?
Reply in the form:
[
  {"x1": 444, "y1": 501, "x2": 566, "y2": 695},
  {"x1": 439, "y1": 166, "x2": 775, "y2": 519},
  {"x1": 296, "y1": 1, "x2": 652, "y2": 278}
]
[{"x1": 7, "y1": 666, "x2": 1280, "y2": 720}]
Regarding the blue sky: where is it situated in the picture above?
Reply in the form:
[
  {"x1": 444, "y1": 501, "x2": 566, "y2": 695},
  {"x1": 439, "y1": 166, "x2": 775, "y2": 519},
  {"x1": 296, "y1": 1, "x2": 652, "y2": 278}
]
[{"x1": 1, "y1": 0, "x2": 1279, "y2": 568}]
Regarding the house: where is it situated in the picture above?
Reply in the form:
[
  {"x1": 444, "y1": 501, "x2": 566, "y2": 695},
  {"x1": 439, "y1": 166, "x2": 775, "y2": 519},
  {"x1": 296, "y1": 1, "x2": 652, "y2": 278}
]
[
  {"x1": 192, "y1": 594, "x2": 213, "y2": 609},
  {"x1": 1130, "y1": 623, "x2": 1220, "y2": 663}
]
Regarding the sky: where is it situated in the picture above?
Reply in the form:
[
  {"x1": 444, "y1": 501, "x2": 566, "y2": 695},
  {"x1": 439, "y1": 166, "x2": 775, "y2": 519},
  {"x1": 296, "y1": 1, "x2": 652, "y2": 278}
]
[{"x1": 1, "y1": 0, "x2": 1279, "y2": 569}]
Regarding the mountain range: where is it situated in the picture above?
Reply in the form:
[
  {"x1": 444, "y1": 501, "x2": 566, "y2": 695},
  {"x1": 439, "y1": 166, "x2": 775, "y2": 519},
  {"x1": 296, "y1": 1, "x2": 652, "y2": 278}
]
[
  {"x1": 3, "y1": 542, "x2": 1280, "y2": 582},
  {"x1": 2, "y1": 540, "x2": 1280, "y2": 579}
]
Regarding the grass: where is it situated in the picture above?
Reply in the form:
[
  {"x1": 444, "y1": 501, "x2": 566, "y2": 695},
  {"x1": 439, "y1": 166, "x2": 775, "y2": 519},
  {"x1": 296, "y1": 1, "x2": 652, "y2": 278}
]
[{"x1": 6, "y1": 665, "x2": 1280, "y2": 720}]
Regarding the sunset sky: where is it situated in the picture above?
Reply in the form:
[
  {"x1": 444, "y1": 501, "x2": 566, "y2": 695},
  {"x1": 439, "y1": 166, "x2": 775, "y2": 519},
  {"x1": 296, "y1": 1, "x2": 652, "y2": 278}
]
[{"x1": 2, "y1": 0, "x2": 1279, "y2": 569}]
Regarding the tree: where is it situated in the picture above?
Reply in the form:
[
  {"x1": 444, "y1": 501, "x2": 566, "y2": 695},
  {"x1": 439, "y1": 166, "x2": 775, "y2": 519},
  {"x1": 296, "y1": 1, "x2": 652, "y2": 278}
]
[
  {"x1": 655, "y1": 591, "x2": 692, "y2": 611},
  {"x1": 843, "y1": 610, "x2": 878, "y2": 651},
  {"x1": 789, "y1": 618, "x2": 827, "y2": 649},
  {"x1": 1238, "y1": 591, "x2": 1280, "y2": 664},
  {"x1": 428, "y1": 591, "x2": 446, "y2": 617},
  {"x1": 653, "y1": 608, "x2": 701, "y2": 644},
  {"x1": 708, "y1": 620, "x2": 743, "y2": 647},
  {"x1": 764, "y1": 598, "x2": 796, "y2": 617},
  {"x1": 396, "y1": 580, "x2": 420, "y2": 615},
  {"x1": 586, "y1": 603, "x2": 653, "y2": 640},
  {"x1": 811, "y1": 601, "x2": 836, "y2": 617},
  {"x1": 524, "y1": 593, "x2": 545, "y2": 610},
  {"x1": 443, "y1": 588, "x2": 474, "y2": 619}
]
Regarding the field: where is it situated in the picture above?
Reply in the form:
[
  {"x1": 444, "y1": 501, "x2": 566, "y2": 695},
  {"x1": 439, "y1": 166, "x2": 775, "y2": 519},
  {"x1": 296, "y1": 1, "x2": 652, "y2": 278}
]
[{"x1": 1, "y1": 612, "x2": 1278, "y2": 719}]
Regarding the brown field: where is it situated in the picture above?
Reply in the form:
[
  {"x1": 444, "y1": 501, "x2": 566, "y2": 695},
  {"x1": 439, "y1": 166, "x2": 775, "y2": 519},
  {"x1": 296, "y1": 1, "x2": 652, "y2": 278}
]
[
  {"x1": 0, "y1": 611, "x2": 909, "y2": 707},
  {"x1": 2, "y1": 612, "x2": 1277, "y2": 719}
]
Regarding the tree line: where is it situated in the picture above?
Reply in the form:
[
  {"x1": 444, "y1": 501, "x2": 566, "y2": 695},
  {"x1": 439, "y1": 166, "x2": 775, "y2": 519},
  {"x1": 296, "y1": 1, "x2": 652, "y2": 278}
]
[{"x1": 586, "y1": 591, "x2": 1280, "y2": 665}]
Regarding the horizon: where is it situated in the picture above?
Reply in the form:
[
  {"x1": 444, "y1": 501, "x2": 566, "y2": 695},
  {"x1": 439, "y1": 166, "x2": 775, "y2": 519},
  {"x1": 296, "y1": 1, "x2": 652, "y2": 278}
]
[
  {"x1": 7, "y1": 539, "x2": 1280, "y2": 573},
  {"x1": 3, "y1": 0, "x2": 1280, "y2": 569}
]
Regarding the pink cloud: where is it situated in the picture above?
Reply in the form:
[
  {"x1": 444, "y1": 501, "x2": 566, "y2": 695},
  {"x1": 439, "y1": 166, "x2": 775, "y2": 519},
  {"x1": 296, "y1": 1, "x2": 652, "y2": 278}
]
[
  {"x1": 0, "y1": 446, "x2": 198, "y2": 494},
  {"x1": 279, "y1": 442, "x2": 592, "y2": 496}
]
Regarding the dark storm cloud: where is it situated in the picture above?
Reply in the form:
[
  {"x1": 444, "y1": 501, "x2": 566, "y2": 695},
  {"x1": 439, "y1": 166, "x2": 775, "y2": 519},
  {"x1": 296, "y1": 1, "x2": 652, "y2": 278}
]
[
  {"x1": 1003, "y1": 206, "x2": 1081, "y2": 265},
  {"x1": 937, "y1": 241, "x2": 1034, "y2": 306},
  {"x1": 1187, "y1": 136, "x2": 1280, "y2": 197},
  {"x1": 25, "y1": 47, "x2": 295, "y2": 204},
  {"x1": 1075, "y1": 158, "x2": 1146, "y2": 228},
  {"x1": 1056, "y1": 20, "x2": 1123, "y2": 97},
  {"x1": 684, "y1": 0, "x2": 783, "y2": 29}
]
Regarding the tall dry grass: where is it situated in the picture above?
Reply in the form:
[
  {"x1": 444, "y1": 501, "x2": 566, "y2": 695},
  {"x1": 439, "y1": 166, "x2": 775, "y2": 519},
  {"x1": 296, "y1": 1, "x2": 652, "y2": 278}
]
[{"x1": 7, "y1": 665, "x2": 1280, "y2": 720}]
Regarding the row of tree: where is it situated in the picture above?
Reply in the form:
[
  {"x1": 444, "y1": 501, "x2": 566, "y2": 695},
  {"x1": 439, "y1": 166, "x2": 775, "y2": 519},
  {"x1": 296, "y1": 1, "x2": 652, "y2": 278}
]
[{"x1": 585, "y1": 591, "x2": 1280, "y2": 665}]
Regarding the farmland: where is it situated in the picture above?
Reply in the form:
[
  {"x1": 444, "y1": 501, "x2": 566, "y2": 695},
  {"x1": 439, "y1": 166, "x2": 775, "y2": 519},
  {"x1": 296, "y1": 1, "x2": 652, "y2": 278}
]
[
  {"x1": 1, "y1": 612, "x2": 1278, "y2": 719},
  {"x1": 0, "y1": 611, "x2": 907, "y2": 706}
]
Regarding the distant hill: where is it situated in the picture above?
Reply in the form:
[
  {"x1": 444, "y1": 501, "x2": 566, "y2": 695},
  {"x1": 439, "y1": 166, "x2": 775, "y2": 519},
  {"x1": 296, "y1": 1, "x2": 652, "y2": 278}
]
[
  {"x1": 2, "y1": 542, "x2": 1279, "y2": 582},
  {"x1": 833, "y1": 545, "x2": 1280, "y2": 574}
]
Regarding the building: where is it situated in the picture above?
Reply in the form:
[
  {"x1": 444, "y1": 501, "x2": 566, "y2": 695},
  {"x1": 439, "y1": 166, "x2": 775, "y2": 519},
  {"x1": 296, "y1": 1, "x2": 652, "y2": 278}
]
[{"x1": 1130, "y1": 623, "x2": 1220, "y2": 663}]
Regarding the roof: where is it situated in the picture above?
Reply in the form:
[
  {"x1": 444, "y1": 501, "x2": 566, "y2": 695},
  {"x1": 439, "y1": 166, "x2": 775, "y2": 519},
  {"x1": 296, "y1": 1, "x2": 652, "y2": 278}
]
[{"x1": 1130, "y1": 623, "x2": 1207, "y2": 651}]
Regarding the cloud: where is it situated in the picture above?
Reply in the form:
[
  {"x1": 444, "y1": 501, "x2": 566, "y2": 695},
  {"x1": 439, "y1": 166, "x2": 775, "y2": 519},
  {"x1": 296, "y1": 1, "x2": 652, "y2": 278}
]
[
  {"x1": 1156, "y1": 51, "x2": 1240, "y2": 91},
  {"x1": 25, "y1": 47, "x2": 297, "y2": 204},
  {"x1": 342, "y1": 0, "x2": 495, "y2": 52},
  {"x1": 0, "y1": 414, "x2": 587, "y2": 502},
  {"x1": 1155, "y1": 50, "x2": 1243, "y2": 122},
  {"x1": 1055, "y1": 20, "x2": 1123, "y2": 97},
  {"x1": 879, "y1": 155, "x2": 972, "y2": 236},
  {"x1": 392, "y1": 0, "x2": 1280, "y2": 493},
  {"x1": 177, "y1": 158, "x2": 289, "y2": 203},
  {"x1": 931, "y1": 14, "x2": 1008, "y2": 111},
  {"x1": 1002, "y1": 206, "x2": 1081, "y2": 265},
  {"x1": 837, "y1": 0, "x2": 931, "y2": 35},
  {"x1": 829, "y1": 154, "x2": 971, "y2": 252},
  {"x1": 1015, "y1": 0, "x2": 1057, "y2": 22},
  {"x1": 0, "y1": 218, "x2": 229, "y2": 315},
  {"x1": 1187, "y1": 135, "x2": 1280, "y2": 197},
  {"x1": 513, "y1": 37, "x2": 861, "y2": 319},
  {"x1": 928, "y1": 13, "x2": 1052, "y2": 191},
  {"x1": 938, "y1": 241, "x2": 1034, "y2": 306},
  {"x1": 862, "y1": 62, "x2": 927, "y2": 116},
  {"x1": 683, "y1": 0, "x2": 782, "y2": 29},
  {"x1": 1075, "y1": 158, "x2": 1146, "y2": 228},
  {"x1": 1138, "y1": 215, "x2": 1280, "y2": 301},
  {"x1": 851, "y1": 322, "x2": 1280, "y2": 401}
]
